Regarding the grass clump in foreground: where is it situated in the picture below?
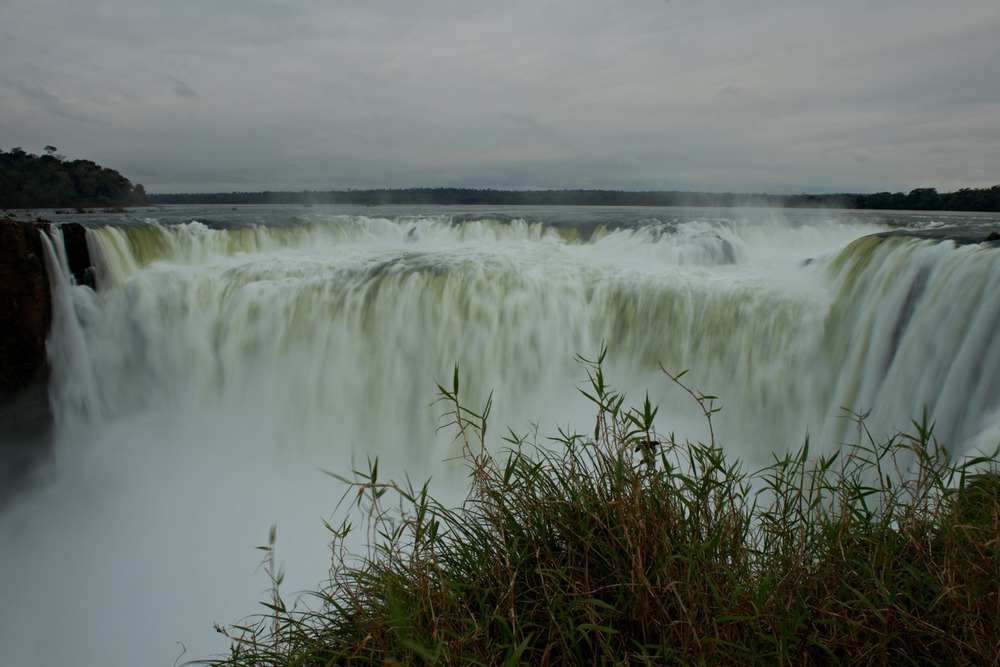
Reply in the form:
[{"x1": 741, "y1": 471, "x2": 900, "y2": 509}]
[{"x1": 205, "y1": 351, "x2": 1000, "y2": 666}]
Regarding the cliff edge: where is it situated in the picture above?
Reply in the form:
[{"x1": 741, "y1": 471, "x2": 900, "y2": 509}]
[{"x1": 0, "y1": 218, "x2": 52, "y2": 396}]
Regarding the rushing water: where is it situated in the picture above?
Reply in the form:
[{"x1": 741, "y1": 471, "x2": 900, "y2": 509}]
[{"x1": 2, "y1": 205, "x2": 999, "y2": 666}]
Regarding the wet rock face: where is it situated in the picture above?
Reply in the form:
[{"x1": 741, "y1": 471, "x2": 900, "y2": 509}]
[
  {"x1": 61, "y1": 221, "x2": 95, "y2": 289},
  {"x1": 0, "y1": 219, "x2": 94, "y2": 396},
  {"x1": 0, "y1": 219, "x2": 52, "y2": 396}
]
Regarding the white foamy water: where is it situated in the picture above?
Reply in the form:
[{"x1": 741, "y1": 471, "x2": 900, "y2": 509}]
[{"x1": 1, "y1": 206, "x2": 998, "y2": 666}]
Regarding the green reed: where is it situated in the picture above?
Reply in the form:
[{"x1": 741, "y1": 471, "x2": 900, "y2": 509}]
[{"x1": 202, "y1": 349, "x2": 999, "y2": 666}]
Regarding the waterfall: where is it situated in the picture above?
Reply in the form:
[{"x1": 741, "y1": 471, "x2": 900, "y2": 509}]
[
  {"x1": 822, "y1": 234, "x2": 1000, "y2": 455},
  {"x1": 44, "y1": 215, "x2": 1000, "y2": 468},
  {"x1": 2, "y1": 209, "x2": 997, "y2": 666},
  {"x1": 39, "y1": 226, "x2": 105, "y2": 427}
]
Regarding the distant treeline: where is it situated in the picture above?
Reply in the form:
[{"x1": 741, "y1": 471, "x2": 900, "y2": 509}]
[
  {"x1": 3, "y1": 145, "x2": 996, "y2": 212},
  {"x1": 149, "y1": 185, "x2": 1000, "y2": 211},
  {"x1": 0, "y1": 147, "x2": 149, "y2": 209}
]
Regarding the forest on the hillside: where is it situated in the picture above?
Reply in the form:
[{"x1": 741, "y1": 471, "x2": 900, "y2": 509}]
[{"x1": 0, "y1": 147, "x2": 148, "y2": 209}]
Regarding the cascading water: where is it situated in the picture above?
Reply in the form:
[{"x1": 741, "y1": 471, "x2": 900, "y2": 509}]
[{"x1": 1, "y1": 206, "x2": 998, "y2": 666}]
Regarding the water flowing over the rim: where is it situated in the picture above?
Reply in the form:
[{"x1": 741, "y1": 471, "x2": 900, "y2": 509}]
[
  {"x1": 58, "y1": 213, "x2": 1000, "y2": 458},
  {"x1": 2, "y1": 207, "x2": 999, "y2": 666}
]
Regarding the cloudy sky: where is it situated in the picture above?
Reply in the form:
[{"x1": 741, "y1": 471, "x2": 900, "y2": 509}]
[{"x1": 2, "y1": 0, "x2": 998, "y2": 194}]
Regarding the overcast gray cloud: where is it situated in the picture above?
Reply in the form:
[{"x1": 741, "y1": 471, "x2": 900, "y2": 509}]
[{"x1": 2, "y1": 0, "x2": 998, "y2": 193}]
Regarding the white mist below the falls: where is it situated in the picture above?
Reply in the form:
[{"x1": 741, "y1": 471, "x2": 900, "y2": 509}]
[{"x1": 1, "y1": 407, "x2": 347, "y2": 664}]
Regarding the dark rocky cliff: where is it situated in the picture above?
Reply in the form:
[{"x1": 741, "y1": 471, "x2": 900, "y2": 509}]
[
  {"x1": 0, "y1": 218, "x2": 92, "y2": 501},
  {"x1": 0, "y1": 218, "x2": 52, "y2": 396}
]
